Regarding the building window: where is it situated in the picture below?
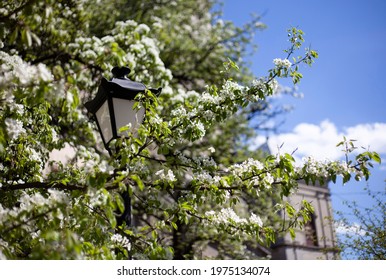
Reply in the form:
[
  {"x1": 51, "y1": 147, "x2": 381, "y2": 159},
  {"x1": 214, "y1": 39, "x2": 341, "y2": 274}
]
[{"x1": 304, "y1": 214, "x2": 318, "y2": 247}]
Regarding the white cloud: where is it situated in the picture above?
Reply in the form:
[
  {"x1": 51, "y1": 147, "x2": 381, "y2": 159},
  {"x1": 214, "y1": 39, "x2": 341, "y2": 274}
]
[
  {"x1": 335, "y1": 221, "x2": 367, "y2": 236},
  {"x1": 250, "y1": 120, "x2": 386, "y2": 162}
]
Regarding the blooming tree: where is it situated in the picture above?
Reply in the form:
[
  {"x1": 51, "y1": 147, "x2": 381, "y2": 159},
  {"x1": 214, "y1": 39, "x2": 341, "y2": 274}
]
[{"x1": 0, "y1": 0, "x2": 381, "y2": 259}]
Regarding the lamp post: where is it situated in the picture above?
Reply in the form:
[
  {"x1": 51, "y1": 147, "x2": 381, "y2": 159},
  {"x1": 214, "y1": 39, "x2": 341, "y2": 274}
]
[{"x1": 85, "y1": 66, "x2": 161, "y2": 227}]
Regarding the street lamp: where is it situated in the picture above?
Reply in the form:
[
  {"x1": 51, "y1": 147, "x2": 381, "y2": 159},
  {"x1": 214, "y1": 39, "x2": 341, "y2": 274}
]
[
  {"x1": 85, "y1": 66, "x2": 161, "y2": 153},
  {"x1": 85, "y1": 66, "x2": 161, "y2": 228}
]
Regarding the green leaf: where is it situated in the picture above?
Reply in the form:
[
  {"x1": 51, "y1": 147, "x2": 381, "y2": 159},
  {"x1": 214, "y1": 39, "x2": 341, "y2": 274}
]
[
  {"x1": 26, "y1": 30, "x2": 32, "y2": 47},
  {"x1": 343, "y1": 173, "x2": 351, "y2": 184},
  {"x1": 285, "y1": 203, "x2": 296, "y2": 218},
  {"x1": 289, "y1": 228, "x2": 296, "y2": 240},
  {"x1": 371, "y1": 152, "x2": 381, "y2": 164},
  {"x1": 67, "y1": 75, "x2": 75, "y2": 85},
  {"x1": 9, "y1": 26, "x2": 19, "y2": 43},
  {"x1": 131, "y1": 174, "x2": 144, "y2": 191},
  {"x1": 31, "y1": 32, "x2": 41, "y2": 46},
  {"x1": 171, "y1": 222, "x2": 178, "y2": 230},
  {"x1": 310, "y1": 50, "x2": 319, "y2": 58},
  {"x1": 302, "y1": 200, "x2": 314, "y2": 214},
  {"x1": 284, "y1": 153, "x2": 295, "y2": 162},
  {"x1": 336, "y1": 141, "x2": 344, "y2": 147},
  {"x1": 180, "y1": 202, "x2": 194, "y2": 212},
  {"x1": 105, "y1": 207, "x2": 117, "y2": 228},
  {"x1": 115, "y1": 194, "x2": 125, "y2": 213}
]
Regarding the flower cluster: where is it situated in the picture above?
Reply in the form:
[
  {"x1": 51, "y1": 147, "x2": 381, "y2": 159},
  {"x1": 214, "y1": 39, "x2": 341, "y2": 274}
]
[
  {"x1": 205, "y1": 208, "x2": 247, "y2": 225},
  {"x1": 249, "y1": 213, "x2": 263, "y2": 227},
  {"x1": 297, "y1": 156, "x2": 370, "y2": 183},
  {"x1": 0, "y1": 51, "x2": 52, "y2": 88},
  {"x1": 166, "y1": 73, "x2": 283, "y2": 144},
  {"x1": 172, "y1": 150, "x2": 217, "y2": 171},
  {"x1": 230, "y1": 158, "x2": 264, "y2": 177},
  {"x1": 4, "y1": 118, "x2": 26, "y2": 140},
  {"x1": 299, "y1": 156, "x2": 331, "y2": 178},
  {"x1": 111, "y1": 234, "x2": 131, "y2": 251},
  {"x1": 169, "y1": 88, "x2": 200, "y2": 104},
  {"x1": 205, "y1": 208, "x2": 264, "y2": 228},
  {"x1": 273, "y1": 58, "x2": 292, "y2": 69},
  {"x1": 155, "y1": 169, "x2": 177, "y2": 182},
  {"x1": 250, "y1": 78, "x2": 279, "y2": 100},
  {"x1": 194, "y1": 172, "x2": 222, "y2": 186},
  {"x1": 0, "y1": 190, "x2": 68, "y2": 226},
  {"x1": 67, "y1": 20, "x2": 173, "y2": 87},
  {"x1": 88, "y1": 189, "x2": 109, "y2": 207}
]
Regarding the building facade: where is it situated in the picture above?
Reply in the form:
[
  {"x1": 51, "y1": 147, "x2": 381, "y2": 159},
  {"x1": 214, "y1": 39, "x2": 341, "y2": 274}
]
[{"x1": 271, "y1": 180, "x2": 339, "y2": 260}]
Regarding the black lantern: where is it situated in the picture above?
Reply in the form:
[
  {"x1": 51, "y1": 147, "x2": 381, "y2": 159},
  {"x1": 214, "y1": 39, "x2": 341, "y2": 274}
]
[{"x1": 85, "y1": 66, "x2": 161, "y2": 151}]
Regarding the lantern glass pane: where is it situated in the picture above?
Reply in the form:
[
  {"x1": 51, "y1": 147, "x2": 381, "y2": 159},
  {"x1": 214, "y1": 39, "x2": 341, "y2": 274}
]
[
  {"x1": 95, "y1": 100, "x2": 113, "y2": 144},
  {"x1": 113, "y1": 98, "x2": 145, "y2": 137}
]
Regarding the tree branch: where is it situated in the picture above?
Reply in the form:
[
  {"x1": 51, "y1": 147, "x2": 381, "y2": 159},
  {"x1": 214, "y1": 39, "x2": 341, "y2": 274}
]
[{"x1": 0, "y1": 182, "x2": 86, "y2": 192}]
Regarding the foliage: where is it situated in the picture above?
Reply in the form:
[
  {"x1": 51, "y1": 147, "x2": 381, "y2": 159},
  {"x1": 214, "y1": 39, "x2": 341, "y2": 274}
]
[
  {"x1": 336, "y1": 186, "x2": 386, "y2": 260},
  {"x1": 0, "y1": 0, "x2": 381, "y2": 259}
]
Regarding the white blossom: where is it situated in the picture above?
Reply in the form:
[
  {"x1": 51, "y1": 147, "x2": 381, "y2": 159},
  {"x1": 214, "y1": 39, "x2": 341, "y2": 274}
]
[
  {"x1": 300, "y1": 156, "x2": 331, "y2": 178},
  {"x1": 194, "y1": 121, "x2": 206, "y2": 138},
  {"x1": 66, "y1": 91, "x2": 74, "y2": 104},
  {"x1": 27, "y1": 147, "x2": 41, "y2": 162},
  {"x1": 82, "y1": 49, "x2": 97, "y2": 60},
  {"x1": 111, "y1": 234, "x2": 131, "y2": 251},
  {"x1": 200, "y1": 92, "x2": 220, "y2": 105},
  {"x1": 0, "y1": 51, "x2": 52, "y2": 86},
  {"x1": 230, "y1": 158, "x2": 264, "y2": 176},
  {"x1": 201, "y1": 157, "x2": 216, "y2": 168},
  {"x1": 155, "y1": 169, "x2": 177, "y2": 182},
  {"x1": 89, "y1": 189, "x2": 109, "y2": 207},
  {"x1": 135, "y1": 23, "x2": 150, "y2": 34},
  {"x1": 175, "y1": 151, "x2": 192, "y2": 165},
  {"x1": 36, "y1": 63, "x2": 53, "y2": 81},
  {"x1": 195, "y1": 172, "x2": 221, "y2": 186},
  {"x1": 149, "y1": 115, "x2": 162, "y2": 125},
  {"x1": 264, "y1": 173, "x2": 274, "y2": 185},
  {"x1": 47, "y1": 189, "x2": 68, "y2": 204},
  {"x1": 273, "y1": 58, "x2": 292, "y2": 69},
  {"x1": 152, "y1": 21, "x2": 163, "y2": 29},
  {"x1": 0, "y1": 190, "x2": 68, "y2": 228},
  {"x1": 205, "y1": 208, "x2": 247, "y2": 225},
  {"x1": 298, "y1": 156, "x2": 368, "y2": 181},
  {"x1": 249, "y1": 213, "x2": 263, "y2": 227},
  {"x1": 171, "y1": 106, "x2": 187, "y2": 117},
  {"x1": 205, "y1": 209, "x2": 265, "y2": 230},
  {"x1": 9, "y1": 103, "x2": 24, "y2": 115},
  {"x1": 5, "y1": 118, "x2": 26, "y2": 140}
]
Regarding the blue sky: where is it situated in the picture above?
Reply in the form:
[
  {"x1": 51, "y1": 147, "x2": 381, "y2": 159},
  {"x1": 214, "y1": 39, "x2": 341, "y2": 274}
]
[{"x1": 222, "y1": 0, "x2": 386, "y2": 250}]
